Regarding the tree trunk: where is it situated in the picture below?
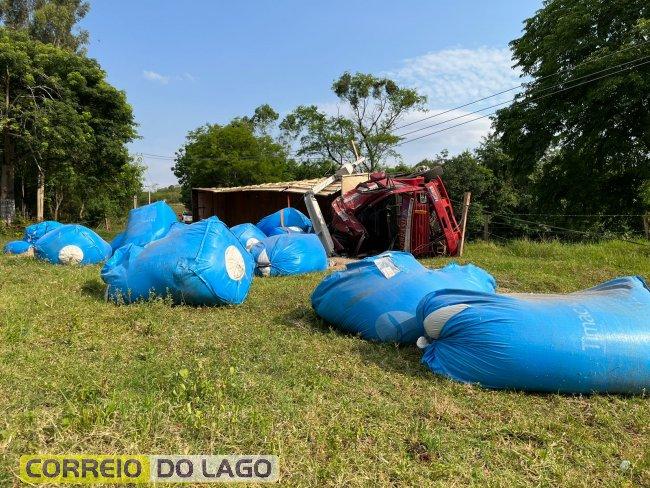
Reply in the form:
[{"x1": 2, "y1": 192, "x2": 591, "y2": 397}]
[
  {"x1": 1, "y1": 69, "x2": 15, "y2": 223},
  {"x1": 36, "y1": 170, "x2": 45, "y2": 222},
  {"x1": 21, "y1": 175, "x2": 26, "y2": 217},
  {"x1": 53, "y1": 190, "x2": 63, "y2": 221}
]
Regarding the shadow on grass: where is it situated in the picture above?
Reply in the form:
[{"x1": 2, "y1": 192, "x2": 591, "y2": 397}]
[
  {"x1": 277, "y1": 305, "x2": 429, "y2": 378},
  {"x1": 81, "y1": 278, "x2": 106, "y2": 301}
]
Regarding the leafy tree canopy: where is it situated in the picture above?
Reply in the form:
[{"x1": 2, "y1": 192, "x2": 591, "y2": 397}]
[
  {"x1": 281, "y1": 72, "x2": 427, "y2": 171},
  {"x1": 173, "y1": 111, "x2": 294, "y2": 207},
  {"x1": 0, "y1": 28, "x2": 139, "y2": 224},
  {"x1": 494, "y1": 0, "x2": 650, "y2": 227},
  {"x1": 0, "y1": 0, "x2": 89, "y2": 51}
]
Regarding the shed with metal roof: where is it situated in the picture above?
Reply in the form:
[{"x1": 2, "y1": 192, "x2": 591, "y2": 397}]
[{"x1": 191, "y1": 175, "x2": 368, "y2": 226}]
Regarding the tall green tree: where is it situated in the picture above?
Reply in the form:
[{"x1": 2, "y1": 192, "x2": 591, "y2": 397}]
[
  {"x1": 173, "y1": 111, "x2": 294, "y2": 207},
  {"x1": 0, "y1": 28, "x2": 138, "y2": 223},
  {"x1": 281, "y1": 72, "x2": 427, "y2": 171},
  {"x1": 494, "y1": 0, "x2": 650, "y2": 231},
  {"x1": 0, "y1": 0, "x2": 89, "y2": 51}
]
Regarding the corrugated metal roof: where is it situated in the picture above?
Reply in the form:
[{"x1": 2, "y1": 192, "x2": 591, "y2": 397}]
[{"x1": 194, "y1": 178, "x2": 341, "y2": 197}]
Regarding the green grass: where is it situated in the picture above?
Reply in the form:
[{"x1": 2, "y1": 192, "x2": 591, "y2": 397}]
[{"x1": 0, "y1": 239, "x2": 649, "y2": 487}]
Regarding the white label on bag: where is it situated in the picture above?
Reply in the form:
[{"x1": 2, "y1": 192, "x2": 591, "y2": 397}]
[{"x1": 374, "y1": 256, "x2": 400, "y2": 279}]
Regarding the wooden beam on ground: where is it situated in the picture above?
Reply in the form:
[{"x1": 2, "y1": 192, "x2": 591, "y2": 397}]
[{"x1": 458, "y1": 192, "x2": 471, "y2": 256}]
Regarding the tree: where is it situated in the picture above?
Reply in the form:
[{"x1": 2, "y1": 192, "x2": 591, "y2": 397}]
[
  {"x1": 494, "y1": 0, "x2": 650, "y2": 231},
  {"x1": 173, "y1": 113, "x2": 294, "y2": 207},
  {"x1": 0, "y1": 28, "x2": 138, "y2": 223},
  {"x1": 281, "y1": 72, "x2": 427, "y2": 171},
  {"x1": 0, "y1": 0, "x2": 89, "y2": 51}
]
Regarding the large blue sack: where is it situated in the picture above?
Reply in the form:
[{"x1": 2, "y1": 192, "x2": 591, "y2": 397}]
[
  {"x1": 311, "y1": 252, "x2": 496, "y2": 344},
  {"x1": 34, "y1": 224, "x2": 112, "y2": 265},
  {"x1": 102, "y1": 216, "x2": 254, "y2": 306},
  {"x1": 416, "y1": 276, "x2": 650, "y2": 394},
  {"x1": 24, "y1": 220, "x2": 62, "y2": 243},
  {"x1": 111, "y1": 201, "x2": 178, "y2": 252},
  {"x1": 256, "y1": 208, "x2": 312, "y2": 236},
  {"x1": 3, "y1": 240, "x2": 33, "y2": 255},
  {"x1": 251, "y1": 233, "x2": 328, "y2": 277},
  {"x1": 230, "y1": 223, "x2": 267, "y2": 251}
]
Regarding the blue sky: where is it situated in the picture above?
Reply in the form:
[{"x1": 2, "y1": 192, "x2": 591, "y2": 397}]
[{"x1": 81, "y1": 0, "x2": 542, "y2": 187}]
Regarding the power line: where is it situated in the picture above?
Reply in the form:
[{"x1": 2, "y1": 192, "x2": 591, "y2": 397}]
[
  {"x1": 394, "y1": 39, "x2": 650, "y2": 131},
  {"x1": 396, "y1": 55, "x2": 649, "y2": 138},
  {"x1": 137, "y1": 151, "x2": 326, "y2": 164},
  {"x1": 396, "y1": 57, "x2": 650, "y2": 146}
]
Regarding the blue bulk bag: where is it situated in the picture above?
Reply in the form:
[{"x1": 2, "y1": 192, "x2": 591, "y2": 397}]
[
  {"x1": 24, "y1": 220, "x2": 62, "y2": 243},
  {"x1": 101, "y1": 216, "x2": 254, "y2": 306},
  {"x1": 416, "y1": 276, "x2": 650, "y2": 394},
  {"x1": 230, "y1": 223, "x2": 267, "y2": 251},
  {"x1": 3, "y1": 240, "x2": 33, "y2": 255},
  {"x1": 256, "y1": 208, "x2": 312, "y2": 236},
  {"x1": 251, "y1": 233, "x2": 328, "y2": 277},
  {"x1": 110, "y1": 201, "x2": 178, "y2": 251},
  {"x1": 311, "y1": 252, "x2": 496, "y2": 344},
  {"x1": 265, "y1": 226, "x2": 306, "y2": 237},
  {"x1": 34, "y1": 224, "x2": 112, "y2": 265}
]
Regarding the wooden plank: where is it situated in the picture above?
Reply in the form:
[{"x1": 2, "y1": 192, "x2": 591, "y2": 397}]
[{"x1": 458, "y1": 192, "x2": 472, "y2": 256}]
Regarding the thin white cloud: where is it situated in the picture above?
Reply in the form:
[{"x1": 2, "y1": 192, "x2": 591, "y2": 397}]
[
  {"x1": 142, "y1": 70, "x2": 196, "y2": 84},
  {"x1": 388, "y1": 46, "x2": 522, "y2": 106},
  {"x1": 142, "y1": 70, "x2": 170, "y2": 84},
  {"x1": 385, "y1": 46, "x2": 523, "y2": 163}
]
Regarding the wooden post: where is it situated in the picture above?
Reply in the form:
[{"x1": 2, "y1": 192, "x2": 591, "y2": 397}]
[
  {"x1": 458, "y1": 192, "x2": 471, "y2": 257},
  {"x1": 643, "y1": 213, "x2": 650, "y2": 240},
  {"x1": 483, "y1": 213, "x2": 491, "y2": 241},
  {"x1": 36, "y1": 171, "x2": 45, "y2": 222}
]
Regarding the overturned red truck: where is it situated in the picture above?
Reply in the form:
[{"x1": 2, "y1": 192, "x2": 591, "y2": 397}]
[{"x1": 327, "y1": 171, "x2": 461, "y2": 257}]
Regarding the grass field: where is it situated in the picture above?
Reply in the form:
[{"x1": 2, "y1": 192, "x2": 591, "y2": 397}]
[{"x1": 0, "y1": 237, "x2": 649, "y2": 487}]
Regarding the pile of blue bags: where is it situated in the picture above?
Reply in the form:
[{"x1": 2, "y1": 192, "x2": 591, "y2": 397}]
[
  {"x1": 34, "y1": 225, "x2": 112, "y2": 265},
  {"x1": 3, "y1": 220, "x2": 63, "y2": 256},
  {"x1": 311, "y1": 252, "x2": 496, "y2": 344},
  {"x1": 251, "y1": 234, "x2": 328, "y2": 277},
  {"x1": 310, "y1": 251, "x2": 650, "y2": 393},
  {"x1": 3, "y1": 220, "x2": 111, "y2": 265},
  {"x1": 102, "y1": 216, "x2": 254, "y2": 306},
  {"x1": 232, "y1": 208, "x2": 326, "y2": 277},
  {"x1": 415, "y1": 276, "x2": 650, "y2": 394}
]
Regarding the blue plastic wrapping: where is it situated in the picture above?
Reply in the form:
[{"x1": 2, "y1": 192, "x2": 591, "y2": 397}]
[
  {"x1": 265, "y1": 226, "x2": 306, "y2": 237},
  {"x1": 110, "y1": 201, "x2": 178, "y2": 251},
  {"x1": 3, "y1": 240, "x2": 33, "y2": 255},
  {"x1": 101, "y1": 216, "x2": 254, "y2": 306},
  {"x1": 251, "y1": 233, "x2": 328, "y2": 277},
  {"x1": 416, "y1": 276, "x2": 650, "y2": 393},
  {"x1": 230, "y1": 223, "x2": 267, "y2": 251},
  {"x1": 311, "y1": 252, "x2": 496, "y2": 344},
  {"x1": 34, "y1": 224, "x2": 112, "y2": 265},
  {"x1": 23, "y1": 220, "x2": 62, "y2": 243},
  {"x1": 256, "y1": 208, "x2": 312, "y2": 236}
]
